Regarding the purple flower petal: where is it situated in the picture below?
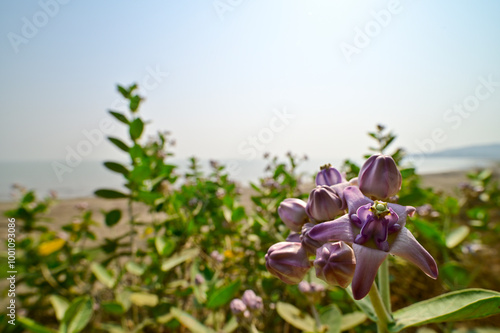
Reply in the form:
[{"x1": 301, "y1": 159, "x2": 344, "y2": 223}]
[
  {"x1": 389, "y1": 227, "x2": 438, "y2": 279},
  {"x1": 305, "y1": 215, "x2": 354, "y2": 245},
  {"x1": 344, "y1": 186, "x2": 373, "y2": 219},
  {"x1": 351, "y1": 243, "x2": 388, "y2": 300},
  {"x1": 388, "y1": 203, "x2": 416, "y2": 229}
]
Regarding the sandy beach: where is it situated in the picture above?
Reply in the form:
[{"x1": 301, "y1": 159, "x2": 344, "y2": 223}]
[{"x1": 0, "y1": 169, "x2": 477, "y2": 231}]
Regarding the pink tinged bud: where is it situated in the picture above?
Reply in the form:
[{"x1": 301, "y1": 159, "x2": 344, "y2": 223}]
[
  {"x1": 265, "y1": 242, "x2": 312, "y2": 284},
  {"x1": 278, "y1": 198, "x2": 309, "y2": 232},
  {"x1": 241, "y1": 290, "x2": 263, "y2": 311},
  {"x1": 359, "y1": 154, "x2": 402, "y2": 200},
  {"x1": 230, "y1": 299, "x2": 247, "y2": 315},
  {"x1": 314, "y1": 242, "x2": 356, "y2": 288},
  {"x1": 298, "y1": 281, "x2": 312, "y2": 294},
  {"x1": 316, "y1": 165, "x2": 345, "y2": 186},
  {"x1": 306, "y1": 186, "x2": 344, "y2": 222}
]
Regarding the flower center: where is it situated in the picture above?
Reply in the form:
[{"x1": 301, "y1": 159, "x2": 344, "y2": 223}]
[{"x1": 351, "y1": 201, "x2": 401, "y2": 252}]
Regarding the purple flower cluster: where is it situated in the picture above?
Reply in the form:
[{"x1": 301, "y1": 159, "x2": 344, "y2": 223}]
[
  {"x1": 230, "y1": 290, "x2": 263, "y2": 320},
  {"x1": 265, "y1": 155, "x2": 438, "y2": 300}
]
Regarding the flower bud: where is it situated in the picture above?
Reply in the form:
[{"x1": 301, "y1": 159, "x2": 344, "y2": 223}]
[
  {"x1": 241, "y1": 290, "x2": 263, "y2": 311},
  {"x1": 278, "y1": 198, "x2": 308, "y2": 232},
  {"x1": 230, "y1": 299, "x2": 250, "y2": 318},
  {"x1": 314, "y1": 242, "x2": 356, "y2": 288},
  {"x1": 305, "y1": 186, "x2": 344, "y2": 222},
  {"x1": 359, "y1": 154, "x2": 402, "y2": 199},
  {"x1": 300, "y1": 223, "x2": 322, "y2": 255},
  {"x1": 265, "y1": 242, "x2": 312, "y2": 284},
  {"x1": 316, "y1": 165, "x2": 345, "y2": 186},
  {"x1": 194, "y1": 273, "x2": 205, "y2": 285}
]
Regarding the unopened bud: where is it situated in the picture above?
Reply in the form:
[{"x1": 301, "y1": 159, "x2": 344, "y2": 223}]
[{"x1": 314, "y1": 242, "x2": 356, "y2": 288}]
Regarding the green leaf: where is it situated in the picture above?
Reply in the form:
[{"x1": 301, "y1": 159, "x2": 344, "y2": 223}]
[
  {"x1": 231, "y1": 206, "x2": 246, "y2": 222},
  {"x1": 446, "y1": 225, "x2": 470, "y2": 248},
  {"x1": 276, "y1": 302, "x2": 315, "y2": 332},
  {"x1": 109, "y1": 111, "x2": 130, "y2": 125},
  {"x1": 170, "y1": 307, "x2": 217, "y2": 333},
  {"x1": 221, "y1": 317, "x2": 238, "y2": 333},
  {"x1": 104, "y1": 162, "x2": 129, "y2": 176},
  {"x1": 161, "y1": 248, "x2": 199, "y2": 272},
  {"x1": 206, "y1": 280, "x2": 241, "y2": 309},
  {"x1": 340, "y1": 312, "x2": 367, "y2": 331},
  {"x1": 91, "y1": 262, "x2": 115, "y2": 289},
  {"x1": 50, "y1": 295, "x2": 69, "y2": 321},
  {"x1": 108, "y1": 137, "x2": 130, "y2": 152},
  {"x1": 18, "y1": 317, "x2": 57, "y2": 333},
  {"x1": 117, "y1": 85, "x2": 130, "y2": 98},
  {"x1": 441, "y1": 262, "x2": 472, "y2": 290},
  {"x1": 130, "y1": 118, "x2": 144, "y2": 140},
  {"x1": 94, "y1": 189, "x2": 128, "y2": 199},
  {"x1": 320, "y1": 304, "x2": 342, "y2": 333},
  {"x1": 390, "y1": 289, "x2": 500, "y2": 332},
  {"x1": 60, "y1": 297, "x2": 93, "y2": 333},
  {"x1": 102, "y1": 301, "x2": 125, "y2": 315},
  {"x1": 129, "y1": 95, "x2": 141, "y2": 112},
  {"x1": 130, "y1": 292, "x2": 158, "y2": 307},
  {"x1": 412, "y1": 218, "x2": 446, "y2": 247},
  {"x1": 105, "y1": 209, "x2": 122, "y2": 227},
  {"x1": 125, "y1": 261, "x2": 146, "y2": 276},
  {"x1": 155, "y1": 235, "x2": 176, "y2": 256}
]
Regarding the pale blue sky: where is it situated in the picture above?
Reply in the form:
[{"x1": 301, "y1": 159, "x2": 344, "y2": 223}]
[{"x1": 1, "y1": 0, "x2": 500, "y2": 163}]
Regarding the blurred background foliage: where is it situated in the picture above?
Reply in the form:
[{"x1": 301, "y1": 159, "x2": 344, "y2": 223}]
[{"x1": 1, "y1": 85, "x2": 499, "y2": 333}]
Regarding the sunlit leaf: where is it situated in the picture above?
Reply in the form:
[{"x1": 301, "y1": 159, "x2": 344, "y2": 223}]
[
  {"x1": 340, "y1": 312, "x2": 367, "y2": 331},
  {"x1": 320, "y1": 304, "x2": 342, "y2": 333},
  {"x1": 130, "y1": 292, "x2": 159, "y2": 307},
  {"x1": 390, "y1": 289, "x2": 500, "y2": 332},
  {"x1": 60, "y1": 297, "x2": 93, "y2": 333},
  {"x1": 446, "y1": 225, "x2": 470, "y2": 248},
  {"x1": 161, "y1": 248, "x2": 199, "y2": 272},
  {"x1": 91, "y1": 262, "x2": 115, "y2": 289},
  {"x1": 50, "y1": 295, "x2": 69, "y2": 321},
  {"x1": 276, "y1": 302, "x2": 315, "y2": 332},
  {"x1": 170, "y1": 307, "x2": 216, "y2": 333}
]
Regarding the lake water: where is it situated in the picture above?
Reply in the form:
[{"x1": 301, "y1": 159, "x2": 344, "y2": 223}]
[{"x1": 0, "y1": 157, "x2": 496, "y2": 201}]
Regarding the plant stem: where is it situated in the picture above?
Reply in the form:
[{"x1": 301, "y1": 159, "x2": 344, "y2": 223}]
[
  {"x1": 378, "y1": 258, "x2": 392, "y2": 313},
  {"x1": 368, "y1": 283, "x2": 392, "y2": 333},
  {"x1": 310, "y1": 304, "x2": 322, "y2": 332}
]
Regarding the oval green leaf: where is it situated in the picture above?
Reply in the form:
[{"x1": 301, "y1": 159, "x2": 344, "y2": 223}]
[
  {"x1": 320, "y1": 304, "x2": 342, "y2": 333},
  {"x1": 129, "y1": 118, "x2": 144, "y2": 140},
  {"x1": 94, "y1": 189, "x2": 128, "y2": 199},
  {"x1": 18, "y1": 317, "x2": 58, "y2": 333},
  {"x1": 390, "y1": 289, "x2": 500, "y2": 332},
  {"x1": 170, "y1": 307, "x2": 216, "y2": 333},
  {"x1": 50, "y1": 294, "x2": 69, "y2": 321},
  {"x1": 104, "y1": 162, "x2": 129, "y2": 176},
  {"x1": 446, "y1": 225, "x2": 470, "y2": 248},
  {"x1": 109, "y1": 111, "x2": 129, "y2": 125},
  {"x1": 276, "y1": 302, "x2": 315, "y2": 332},
  {"x1": 108, "y1": 137, "x2": 130, "y2": 152},
  {"x1": 105, "y1": 209, "x2": 122, "y2": 227},
  {"x1": 206, "y1": 280, "x2": 241, "y2": 309},
  {"x1": 91, "y1": 262, "x2": 115, "y2": 289},
  {"x1": 60, "y1": 297, "x2": 93, "y2": 333}
]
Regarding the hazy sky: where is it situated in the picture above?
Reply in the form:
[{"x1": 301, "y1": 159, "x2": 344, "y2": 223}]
[{"x1": 1, "y1": 0, "x2": 500, "y2": 164}]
